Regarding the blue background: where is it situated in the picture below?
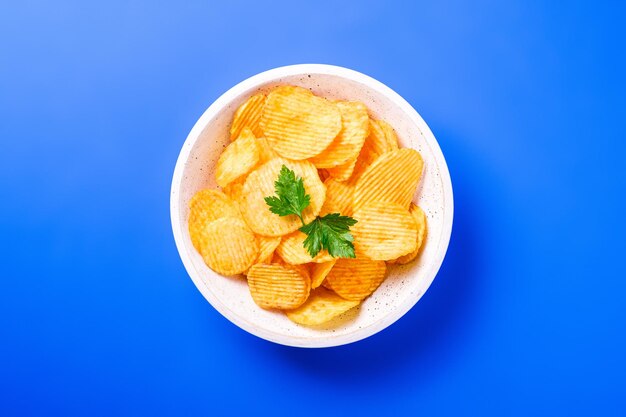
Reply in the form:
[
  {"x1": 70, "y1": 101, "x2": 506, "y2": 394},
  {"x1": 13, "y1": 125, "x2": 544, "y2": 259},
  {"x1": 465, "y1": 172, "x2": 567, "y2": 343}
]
[{"x1": 1, "y1": 1, "x2": 625, "y2": 415}]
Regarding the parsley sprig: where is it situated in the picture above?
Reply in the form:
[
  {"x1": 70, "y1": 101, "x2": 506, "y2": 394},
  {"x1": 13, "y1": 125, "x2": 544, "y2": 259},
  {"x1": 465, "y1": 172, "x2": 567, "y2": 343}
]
[
  {"x1": 264, "y1": 165, "x2": 357, "y2": 258},
  {"x1": 264, "y1": 165, "x2": 311, "y2": 225}
]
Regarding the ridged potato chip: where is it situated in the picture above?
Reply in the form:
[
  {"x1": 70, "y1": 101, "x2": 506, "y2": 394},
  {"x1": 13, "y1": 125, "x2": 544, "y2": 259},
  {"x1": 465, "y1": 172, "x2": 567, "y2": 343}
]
[
  {"x1": 353, "y1": 148, "x2": 423, "y2": 212},
  {"x1": 368, "y1": 119, "x2": 394, "y2": 155},
  {"x1": 377, "y1": 119, "x2": 399, "y2": 151},
  {"x1": 309, "y1": 101, "x2": 369, "y2": 168},
  {"x1": 241, "y1": 157, "x2": 325, "y2": 236},
  {"x1": 289, "y1": 263, "x2": 311, "y2": 281},
  {"x1": 319, "y1": 177, "x2": 354, "y2": 216},
  {"x1": 285, "y1": 287, "x2": 360, "y2": 326},
  {"x1": 256, "y1": 136, "x2": 279, "y2": 163},
  {"x1": 222, "y1": 181, "x2": 244, "y2": 202},
  {"x1": 188, "y1": 189, "x2": 241, "y2": 251},
  {"x1": 352, "y1": 201, "x2": 418, "y2": 260},
  {"x1": 256, "y1": 235, "x2": 282, "y2": 264},
  {"x1": 216, "y1": 128, "x2": 260, "y2": 188},
  {"x1": 276, "y1": 231, "x2": 334, "y2": 264},
  {"x1": 324, "y1": 258, "x2": 387, "y2": 300},
  {"x1": 247, "y1": 263, "x2": 310, "y2": 309},
  {"x1": 260, "y1": 86, "x2": 342, "y2": 160},
  {"x1": 311, "y1": 260, "x2": 336, "y2": 289},
  {"x1": 198, "y1": 217, "x2": 259, "y2": 275},
  {"x1": 326, "y1": 124, "x2": 381, "y2": 182},
  {"x1": 325, "y1": 156, "x2": 358, "y2": 182},
  {"x1": 391, "y1": 204, "x2": 427, "y2": 264},
  {"x1": 269, "y1": 251, "x2": 312, "y2": 280},
  {"x1": 230, "y1": 93, "x2": 266, "y2": 139}
]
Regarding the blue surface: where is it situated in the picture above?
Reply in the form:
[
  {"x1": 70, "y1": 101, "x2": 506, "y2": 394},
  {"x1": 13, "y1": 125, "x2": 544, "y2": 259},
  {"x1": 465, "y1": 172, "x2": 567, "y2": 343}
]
[{"x1": 1, "y1": 1, "x2": 625, "y2": 415}]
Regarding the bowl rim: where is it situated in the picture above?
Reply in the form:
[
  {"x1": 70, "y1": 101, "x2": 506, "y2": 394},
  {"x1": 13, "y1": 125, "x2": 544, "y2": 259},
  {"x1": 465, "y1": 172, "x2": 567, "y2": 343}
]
[{"x1": 170, "y1": 64, "x2": 454, "y2": 348}]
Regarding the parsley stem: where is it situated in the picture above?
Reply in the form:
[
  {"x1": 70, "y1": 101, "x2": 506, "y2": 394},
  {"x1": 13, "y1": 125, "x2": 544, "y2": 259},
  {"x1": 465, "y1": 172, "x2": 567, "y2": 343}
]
[{"x1": 298, "y1": 214, "x2": 305, "y2": 226}]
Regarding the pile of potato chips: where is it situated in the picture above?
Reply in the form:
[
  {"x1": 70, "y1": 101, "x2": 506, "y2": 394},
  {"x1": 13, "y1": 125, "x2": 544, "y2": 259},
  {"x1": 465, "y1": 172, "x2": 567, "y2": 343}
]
[{"x1": 188, "y1": 85, "x2": 427, "y2": 326}]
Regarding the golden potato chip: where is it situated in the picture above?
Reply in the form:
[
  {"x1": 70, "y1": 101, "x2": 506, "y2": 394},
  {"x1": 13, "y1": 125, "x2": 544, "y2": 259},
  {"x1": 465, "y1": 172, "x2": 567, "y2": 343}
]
[
  {"x1": 256, "y1": 136, "x2": 279, "y2": 163},
  {"x1": 247, "y1": 263, "x2": 310, "y2": 309},
  {"x1": 188, "y1": 189, "x2": 241, "y2": 251},
  {"x1": 352, "y1": 201, "x2": 418, "y2": 260},
  {"x1": 260, "y1": 86, "x2": 342, "y2": 160},
  {"x1": 243, "y1": 235, "x2": 281, "y2": 275},
  {"x1": 326, "y1": 126, "x2": 381, "y2": 182},
  {"x1": 241, "y1": 157, "x2": 325, "y2": 236},
  {"x1": 311, "y1": 260, "x2": 336, "y2": 289},
  {"x1": 319, "y1": 178, "x2": 354, "y2": 216},
  {"x1": 222, "y1": 180, "x2": 244, "y2": 202},
  {"x1": 377, "y1": 119, "x2": 399, "y2": 151},
  {"x1": 216, "y1": 128, "x2": 260, "y2": 188},
  {"x1": 285, "y1": 287, "x2": 360, "y2": 326},
  {"x1": 324, "y1": 258, "x2": 386, "y2": 300},
  {"x1": 353, "y1": 148, "x2": 423, "y2": 212},
  {"x1": 368, "y1": 119, "x2": 394, "y2": 155},
  {"x1": 270, "y1": 252, "x2": 313, "y2": 282},
  {"x1": 289, "y1": 263, "x2": 311, "y2": 281},
  {"x1": 230, "y1": 93, "x2": 266, "y2": 139},
  {"x1": 256, "y1": 235, "x2": 282, "y2": 264},
  {"x1": 391, "y1": 204, "x2": 427, "y2": 264},
  {"x1": 309, "y1": 101, "x2": 369, "y2": 168},
  {"x1": 325, "y1": 156, "x2": 357, "y2": 182},
  {"x1": 198, "y1": 217, "x2": 259, "y2": 275},
  {"x1": 276, "y1": 231, "x2": 334, "y2": 264}
]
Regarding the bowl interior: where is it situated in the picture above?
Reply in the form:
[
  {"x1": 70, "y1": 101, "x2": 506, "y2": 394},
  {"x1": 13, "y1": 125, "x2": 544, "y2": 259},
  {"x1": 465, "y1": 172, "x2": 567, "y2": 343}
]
[{"x1": 171, "y1": 66, "x2": 452, "y2": 347}]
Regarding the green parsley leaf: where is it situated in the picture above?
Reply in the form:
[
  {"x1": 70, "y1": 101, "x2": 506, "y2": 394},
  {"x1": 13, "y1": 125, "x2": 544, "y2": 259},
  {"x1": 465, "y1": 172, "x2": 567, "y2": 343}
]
[
  {"x1": 264, "y1": 165, "x2": 311, "y2": 224},
  {"x1": 299, "y1": 213, "x2": 358, "y2": 258},
  {"x1": 265, "y1": 165, "x2": 357, "y2": 258}
]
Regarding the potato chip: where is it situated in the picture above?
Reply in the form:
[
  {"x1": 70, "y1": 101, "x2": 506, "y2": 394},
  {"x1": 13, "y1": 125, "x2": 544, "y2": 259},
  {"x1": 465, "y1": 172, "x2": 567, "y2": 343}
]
[
  {"x1": 311, "y1": 260, "x2": 336, "y2": 289},
  {"x1": 353, "y1": 148, "x2": 423, "y2": 212},
  {"x1": 256, "y1": 136, "x2": 279, "y2": 163},
  {"x1": 309, "y1": 101, "x2": 369, "y2": 168},
  {"x1": 285, "y1": 287, "x2": 360, "y2": 326},
  {"x1": 324, "y1": 258, "x2": 387, "y2": 300},
  {"x1": 368, "y1": 119, "x2": 394, "y2": 155},
  {"x1": 276, "y1": 231, "x2": 334, "y2": 264},
  {"x1": 352, "y1": 201, "x2": 418, "y2": 260},
  {"x1": 326, "y1": 125, "x2": 380, "y2": 182},
  {"x1": 289, "y1": 263, "x2": 311, "y2": 281},
  {"x1": 243, "y1": 235, "x2": 281, "y2": 275},
  {"x1": 222, "y1": 181, "x2": 244, "y2": 202},
  {"x1": 391, "y1": 204, "x2": 427, "y2": 264},
  {"x1": 270, "y1": 252, "x2": 313, "y2": 280},
  {"x1": 256, "y1": 235, "x2": 282, "y2": 264},
  {"x1": 241, "y1": 157, "x2": 325, "y2": 236},
  {"x1": 377, "y1": 119, "x2": 399, "y2": 151},
  {"x1": 260, "y1": 86, "x2": 342, "y2": 160},
  {"x1": 247, "y1": 263, "x2": 310, "y2": 309},
  {"x1": 325, "y1": 156, "x2": 357, "y2": 182},
  {"x1": 216, "y1": 128, "x2": 260, "y2": 188},
  {"x1": 230, "y1": 93, "x2": 266, "y2": 139},
  {"x1": 318, "y1": 169, "x2": 330, "y2": 182},
  {"x1": 198, "y1": 217, "x2": 259, "y2": 275},
  {"x1": 188, "y1": 189, "x2": 241, "y2": 251},
  {"x1": 319, "y1": 177, "x2": 354, "y2": 216}
]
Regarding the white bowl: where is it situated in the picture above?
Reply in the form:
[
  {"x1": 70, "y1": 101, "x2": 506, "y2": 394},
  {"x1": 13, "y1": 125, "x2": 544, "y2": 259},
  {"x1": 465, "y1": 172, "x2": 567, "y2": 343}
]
[{"x1": 171, "y1": 64, "x2": 453, "y2": 348}]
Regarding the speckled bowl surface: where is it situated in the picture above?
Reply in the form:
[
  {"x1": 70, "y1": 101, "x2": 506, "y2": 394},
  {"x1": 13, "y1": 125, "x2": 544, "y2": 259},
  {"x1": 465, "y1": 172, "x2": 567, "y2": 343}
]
[{"x1": 171, "y1": 64, "x2": 453, "y2": 347}]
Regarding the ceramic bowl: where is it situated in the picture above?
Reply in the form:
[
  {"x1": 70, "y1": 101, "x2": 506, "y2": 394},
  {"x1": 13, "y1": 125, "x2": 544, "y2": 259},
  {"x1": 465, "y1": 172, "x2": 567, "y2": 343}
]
[{"x1": 171, "y1": 64, "x2": 453, "y2": 347}]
